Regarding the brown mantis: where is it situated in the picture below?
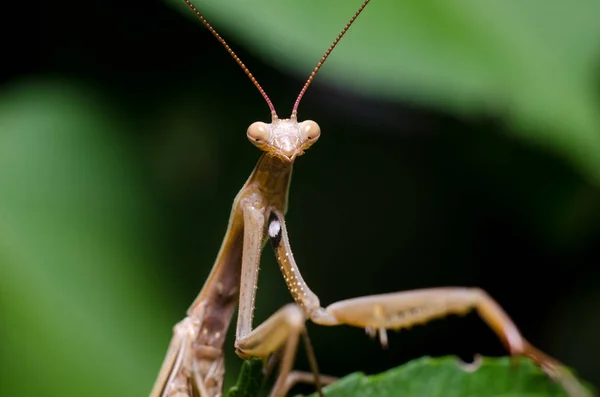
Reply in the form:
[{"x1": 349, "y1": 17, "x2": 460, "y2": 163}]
[{"x1": 150, "y1": 1, "x2": 591, "y2": 396}]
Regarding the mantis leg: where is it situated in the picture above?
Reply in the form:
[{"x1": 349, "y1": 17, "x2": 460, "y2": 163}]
[
  {"x1": 263, "y1": 335, "x2": 338, "y2": 396},
  {"x1": 316, "y1": 288, "x2": 590, "y2": 397},
  {"x1": 235, "y1": 203, "x2": 323, "y2": 397},
  {"x1": 266, "y1": 211, "x2": 590, "y2": 397},
  {"x1": 281, "y1": 372, "x2": 338, "y2": 396},
  {"x1": 235, "y1": 303, "x2": 313, "y2": 397}
]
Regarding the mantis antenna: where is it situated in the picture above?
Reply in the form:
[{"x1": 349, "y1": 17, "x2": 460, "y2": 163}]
[
  {"x1": 182, "y1": 0, "x2": 277, "y2": 119},
  {"x1": 292, "y1": 0, "x2": 371, "y2": 119},
  {"x1": 182, "y1": 0, "x2": 371, "y2": 120}
]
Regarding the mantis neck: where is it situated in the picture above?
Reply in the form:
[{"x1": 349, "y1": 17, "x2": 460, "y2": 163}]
[{"x1": 247, "y1": 154, "x2": 294, "y2": 215}]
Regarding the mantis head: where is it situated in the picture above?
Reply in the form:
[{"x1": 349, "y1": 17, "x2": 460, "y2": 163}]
[
  {"x1": 247, "y1": 118, "x2": 321, "y2": 162},
  {"x1": 182, "y1": 0, "x2": 366, "y2": 163}
]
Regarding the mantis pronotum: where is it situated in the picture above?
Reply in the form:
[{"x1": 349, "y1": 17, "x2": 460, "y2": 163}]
[{"x1": 150, "y1": 1, "x2": 590, "y2": 396}]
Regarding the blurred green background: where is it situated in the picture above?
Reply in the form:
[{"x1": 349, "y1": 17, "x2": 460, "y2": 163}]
[{"x1": 2, "y1": 1, "x2": 600, "y2": 396}]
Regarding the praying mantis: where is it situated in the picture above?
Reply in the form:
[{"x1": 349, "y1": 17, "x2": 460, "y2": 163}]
[{"x1": 150, "y1": 1, "x2": 591, "y2": 396}]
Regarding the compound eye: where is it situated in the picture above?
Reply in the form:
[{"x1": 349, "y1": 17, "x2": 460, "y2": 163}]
[
  {"x1": 247, "y1": 122, "x2": 270, "y2": 144},
  {"x1": 300, "y1": 120, "x2": 321, "y2": 142}
]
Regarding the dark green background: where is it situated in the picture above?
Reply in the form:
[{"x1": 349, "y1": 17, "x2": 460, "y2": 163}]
[{"x1": 2, "y1": 1, "x2": 599, "y2": 396}]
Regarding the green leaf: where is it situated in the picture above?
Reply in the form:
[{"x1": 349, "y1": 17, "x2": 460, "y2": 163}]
[
  {"x1": 170, "y1": 0, "x2": 600, "y2": 184},
  {"x1": 220, "y1": 356, "x2": 593, "y2": 397},
  {"x1": 227, "y1": 358, "x2": 265, "y2": 397},
  {"x1": 303, "y1": 356, "x2": 593, "y2": 397}
]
